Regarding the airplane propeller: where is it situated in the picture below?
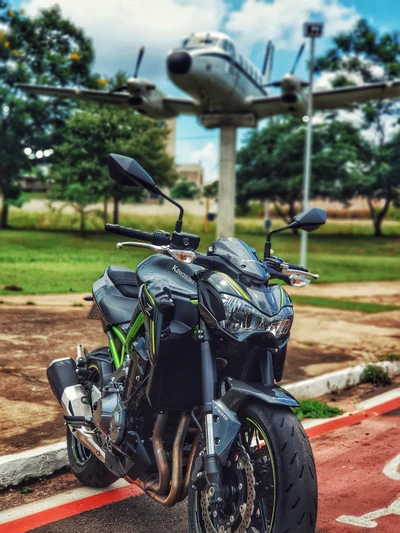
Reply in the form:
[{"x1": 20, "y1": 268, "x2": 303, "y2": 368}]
[
  {"x1": 290, "y1": 42, "x2": 305, "y2": 75},
  {"x1": 264, "y1": 41, "x2": 309, "y2": 88},
  {"x1": 262, "y1": 40, "x2": 274, "y2": 78},
  {"x1": 110, "y1": 46, "x2": 155, "y2": 94},
  {"x1": 134, "y1": 46, "x2": 145, "y2": 78}
]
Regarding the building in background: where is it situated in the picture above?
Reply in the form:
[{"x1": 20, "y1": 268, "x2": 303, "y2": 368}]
[
  {"x1": 176, "y1": 163, "x2": 204, "y2": 188},
  {"x1": 18, "y1": 174, "x2": 49, "y2": 193},
  {"x1": 163, "y1": 118, "x2": 204, "y2": 191}
]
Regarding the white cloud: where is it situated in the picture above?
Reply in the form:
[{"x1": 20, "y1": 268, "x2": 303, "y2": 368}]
[
  {"x1": 226, "y1": 0, "x2": 359, "y2": 52},
  {"x1": 22, "y1": 0, "x2": 226, "y2": 79},
  {"x1": 315, "y1": 70, "x2": 364, "y2": 90},
  {"x1": 190, "y1": 141, "x2": 218, "y2": 183}
]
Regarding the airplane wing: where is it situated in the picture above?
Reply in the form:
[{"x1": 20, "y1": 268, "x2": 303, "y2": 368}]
[
  {"x1": 15, "y1": 84, "x2": 132, "y2": 106},
  {"x1": 313, "y1": 81, "x2": 400, "y2": 111},
  {"x1": 247, "y1": 95, "x2": 286, "y2": 119},
  {"x1": 16, "y1": 84, "x2": 200, "y2": 118},
  {"x1": 163, "y1": 96, "x2": 199, "y2": 116}
]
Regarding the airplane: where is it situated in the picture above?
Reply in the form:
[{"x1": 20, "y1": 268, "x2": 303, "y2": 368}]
[{"x1": 17, "y1": 30, "x2": 400, "y2": 129}]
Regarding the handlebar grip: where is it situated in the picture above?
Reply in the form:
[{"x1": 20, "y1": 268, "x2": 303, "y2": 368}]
[
  {"x1": 287, "y1": 263, "x2": 308, "y2": 272},
  {"x1": 105, "y1": 224, "x2": 154, "y2": 242}
]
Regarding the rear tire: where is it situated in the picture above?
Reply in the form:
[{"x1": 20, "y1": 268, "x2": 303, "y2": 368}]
[
  {"x1": 67, "y1": 429, "x2": 118, "y2": 488},
  {"x1": 188, "y1": 402, "x2": 317, "y2": 532},
  {"x1": 67, "y1": 352, "x2": 118, "y2": 488}
]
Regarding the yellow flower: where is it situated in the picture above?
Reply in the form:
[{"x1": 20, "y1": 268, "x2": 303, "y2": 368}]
[
  {"x1": 4, "y1": 41, "x2": 10, "y2": 48},
  {"x1": 8, "y1": 10, "x2": 16, "y2": 17},
  {"x1": 20, "y1": 8, "x2": 25, "y2": 14},
  {"x1": 97, "y1": 79, "x2": 108, "y2": 86},
  {"x1": 70, "y1": 52, "x2": 80, "y2": 61}
]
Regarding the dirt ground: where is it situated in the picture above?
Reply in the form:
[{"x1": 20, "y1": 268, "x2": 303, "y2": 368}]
[
  {"x1": 289, "y1": 280, "x2": 400, "y2": 306},
  {"x1": 0, "y1": 282, "x2": 399, "y2": 456}
]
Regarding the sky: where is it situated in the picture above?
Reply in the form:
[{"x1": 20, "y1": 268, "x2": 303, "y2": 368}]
[{"x1": 12, "y1": 0, "x2": 400, "y2": 182}]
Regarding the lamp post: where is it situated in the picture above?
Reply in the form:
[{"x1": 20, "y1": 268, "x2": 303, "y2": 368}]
[{"x1": 300, "y1": 22, "x2": 323, "y2": 268}]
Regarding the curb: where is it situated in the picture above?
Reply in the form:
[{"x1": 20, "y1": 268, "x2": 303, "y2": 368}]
[
  {"x1": 285, "y1": 360, "x2": 400, "y2": 400},
  {"x1": 0, "y1": 442, "x2": 68, "y2": 489},
  {"x1": 1, "y1": 360, "x2": 399, "y2": 489}
]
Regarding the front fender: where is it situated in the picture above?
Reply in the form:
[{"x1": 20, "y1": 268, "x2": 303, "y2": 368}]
[{"x1": 220, "y1": 377, "x2": 300, "y2": 412}]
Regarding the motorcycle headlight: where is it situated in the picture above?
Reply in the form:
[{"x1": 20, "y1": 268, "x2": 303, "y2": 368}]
[{"x1": 219, "y1": 294, "x2": 293, "y2": 337}]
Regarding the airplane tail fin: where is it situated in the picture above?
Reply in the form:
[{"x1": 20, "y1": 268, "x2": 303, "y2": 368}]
[{"x1": 262, "y1": 41, "x2": 275, "y2": 83}]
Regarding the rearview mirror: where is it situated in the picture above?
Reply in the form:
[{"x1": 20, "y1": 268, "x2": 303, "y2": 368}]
[
  {"x1": 292, "y1": 208, "x2": 327, "y2": 232},
  {"x1": 108, "y1": 153, "x2": 158, "y2": 194}
]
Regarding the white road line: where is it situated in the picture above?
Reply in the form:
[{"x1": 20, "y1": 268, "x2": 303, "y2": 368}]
[
  {"x1": 301, "y1": 387, "x2": 400, "y2": 431},
  {"x1": 357, "y1": 387, "x2": 400, "y2": 410},
  {"x1": 0, "y1": 479, "x2": 129, "y2": 524}
]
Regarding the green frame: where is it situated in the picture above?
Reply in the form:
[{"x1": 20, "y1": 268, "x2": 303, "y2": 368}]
[{"x1": 108, "y1": 311, "x2": 145, "y2": 369}]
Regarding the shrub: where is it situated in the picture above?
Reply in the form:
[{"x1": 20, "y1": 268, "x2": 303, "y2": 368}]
[
  {"x1": 361, "y1": 364, "x2": 392, "y2": 386},
  {"x1": 293, "y1": 399, "x2": 344, "y2": 421}
]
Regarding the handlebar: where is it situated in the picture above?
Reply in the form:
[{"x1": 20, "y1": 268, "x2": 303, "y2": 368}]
[
  {"x1": 285, "y1": 263, "x2": 308, "y2": 273},
  {"x1": 105, "y1": 224, "x2": 170, "y2": 246}
]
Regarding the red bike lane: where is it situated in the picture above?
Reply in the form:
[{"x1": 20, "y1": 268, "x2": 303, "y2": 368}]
[
  {"x1": 312, "y1": 402, "x2": 400, "y2": 533},
  {"x1": 0, "y1": 397, "x2": 399, "y2": 533}
]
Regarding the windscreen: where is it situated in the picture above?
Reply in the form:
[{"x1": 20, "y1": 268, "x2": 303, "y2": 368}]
[{"x1": 210, "y1": 238, "x2": 268, "y2": 282}]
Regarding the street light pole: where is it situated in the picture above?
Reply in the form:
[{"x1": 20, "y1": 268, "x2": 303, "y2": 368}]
[{"x1": 300, "y1": 22, "x2": 323, "y2": 268}]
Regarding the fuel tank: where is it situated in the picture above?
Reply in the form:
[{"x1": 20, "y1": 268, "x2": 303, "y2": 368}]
[{"x1": 136, "y1": 255, "x2": 203, "y2": 299}]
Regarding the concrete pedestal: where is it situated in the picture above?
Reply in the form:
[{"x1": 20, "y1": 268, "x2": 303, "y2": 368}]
[{"x1": 217, "y1": 125, "x2": 237, "y2": 239}]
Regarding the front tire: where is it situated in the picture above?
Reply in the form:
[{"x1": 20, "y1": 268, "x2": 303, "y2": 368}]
[{"x1": 188, "y1": 402, "x2": 317, "y2": 533}]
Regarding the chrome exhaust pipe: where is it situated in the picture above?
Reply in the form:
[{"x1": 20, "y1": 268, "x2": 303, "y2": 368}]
[{"x1": 47, "y1": 357, "x2": 106, "y2": 463}]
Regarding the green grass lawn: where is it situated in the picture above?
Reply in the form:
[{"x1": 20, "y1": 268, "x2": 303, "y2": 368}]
[{"x1": 1, "y1": 213, "x2": 400, "y2": 295}]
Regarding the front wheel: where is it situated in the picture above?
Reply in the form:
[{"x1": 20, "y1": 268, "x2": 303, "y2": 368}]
[{"x1": 188, "y1": 402, "x2": 317, "y2": 533}]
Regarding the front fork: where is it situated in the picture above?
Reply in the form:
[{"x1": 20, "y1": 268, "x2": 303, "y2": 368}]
[
  {"x1": 199, "y1": 319, "x2": 223, "y2": 503},
  {"x1": 199, "y1": 320, "x2": 277, "y2": 503}
]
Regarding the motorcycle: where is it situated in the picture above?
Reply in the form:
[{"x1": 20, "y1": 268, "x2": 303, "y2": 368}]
[{"x1": 48, "y1": 153, "x2": 326, "y2": 532}]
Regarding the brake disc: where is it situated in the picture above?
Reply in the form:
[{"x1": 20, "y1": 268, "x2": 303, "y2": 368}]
[{"x1": 200, "y1": 444, "x2": 256, "y2": 533}]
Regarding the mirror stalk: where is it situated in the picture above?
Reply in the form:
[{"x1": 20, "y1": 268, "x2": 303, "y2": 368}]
[
  {"x1": 155, "y1": 187, "x2": 184, "y2": 233},
  {"x1": 264, "y1": 222, "x2": 299, "y2": 259}
]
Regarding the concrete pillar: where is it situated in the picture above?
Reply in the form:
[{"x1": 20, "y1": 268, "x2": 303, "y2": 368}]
[{"x1": 217, "y1": 125, "x2": 237, "y2": 239}]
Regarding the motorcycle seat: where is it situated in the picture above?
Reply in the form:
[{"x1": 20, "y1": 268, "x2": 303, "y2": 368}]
[
  {"x1": 97, "y1": 294, "x2": 138, "y2": 325},
  {"x1": 107, "y1": 265, "x2": 139, "y2": 299},
  {"x1": 93, "y1": 267, "x2": 139, "y2": 325}
]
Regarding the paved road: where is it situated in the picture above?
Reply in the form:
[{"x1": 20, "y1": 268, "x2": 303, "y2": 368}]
[{"x1": 2, "y1": 401, "x2": 399, "y2": 533}]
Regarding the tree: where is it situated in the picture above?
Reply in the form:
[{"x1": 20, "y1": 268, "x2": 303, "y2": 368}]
[
  {"x1": 0, "y1": 3, "x2": 97, "y2": 228},
  {"x1": 170, "y1": 179, "x2": 199, "y2": 200},
  {"x1": 51, "y1": 104, "x2": 177, "y2": 235},
  {"x1": 203, "y1": 180, "x2": 218, "y2": 199},
  {"x1": 236, "y1": 117, "x2": 370, "y2": 224},
  {"x1": 314, "y1": 18, "x2": 400, "y2": 235}
]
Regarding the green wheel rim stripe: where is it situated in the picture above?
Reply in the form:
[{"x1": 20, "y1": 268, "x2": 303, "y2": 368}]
[
  {"x1": 71, "y1": 435, "x2": 89, "y2": 466},
  {"x1": 246, "y1": 417, "x2": 277, "y2": 532}
]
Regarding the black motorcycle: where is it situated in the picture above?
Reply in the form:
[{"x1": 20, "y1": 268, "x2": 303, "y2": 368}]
[{"x1": 48, "y1": 154, "x2": 326, "y2": 532}]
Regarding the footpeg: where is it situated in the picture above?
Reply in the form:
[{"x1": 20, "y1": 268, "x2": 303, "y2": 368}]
[{"x1": 64, "y1": 415, "x2": 94, "y2": 428}]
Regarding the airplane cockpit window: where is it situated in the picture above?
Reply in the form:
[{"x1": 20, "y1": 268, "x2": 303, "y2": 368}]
[
  {"x1": 221, "y1": 40, "x2": 236, "y2": 58},
  {"x1": 182, "y1": 35, "x2": 219, "y2": 48}
]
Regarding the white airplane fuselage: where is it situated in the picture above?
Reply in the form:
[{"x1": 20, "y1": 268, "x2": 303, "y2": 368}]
[{"x1": 166, "y1": 32, "x2": 267, "y2": 114}]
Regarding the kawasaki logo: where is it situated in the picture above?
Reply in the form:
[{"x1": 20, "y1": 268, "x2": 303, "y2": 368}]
[{"x1": 172, "y1": 264, "x2": 195, "y2": 285}]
